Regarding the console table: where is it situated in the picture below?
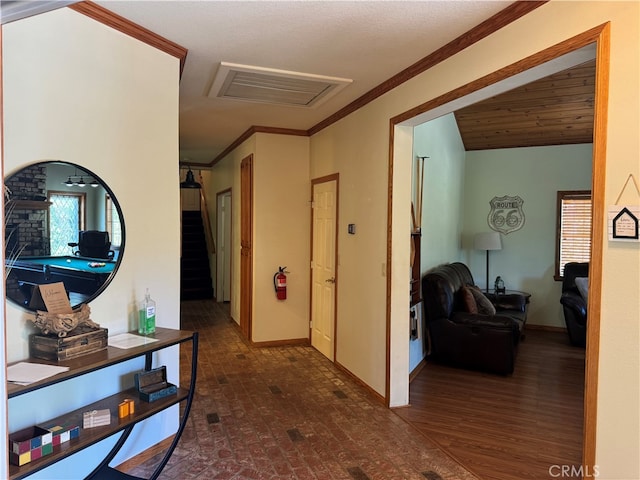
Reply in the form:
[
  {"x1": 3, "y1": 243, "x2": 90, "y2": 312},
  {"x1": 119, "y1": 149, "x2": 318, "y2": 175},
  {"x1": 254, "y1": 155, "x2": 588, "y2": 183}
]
[{"x1": 7, "y1": 327, "x2": 198, "y2": 480}]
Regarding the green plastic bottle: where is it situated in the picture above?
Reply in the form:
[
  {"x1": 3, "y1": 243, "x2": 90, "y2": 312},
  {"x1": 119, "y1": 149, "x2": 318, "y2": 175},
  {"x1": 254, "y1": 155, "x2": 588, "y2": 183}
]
[{"x1": 138, "y1": 289, "x2": 156, "y2": 335}]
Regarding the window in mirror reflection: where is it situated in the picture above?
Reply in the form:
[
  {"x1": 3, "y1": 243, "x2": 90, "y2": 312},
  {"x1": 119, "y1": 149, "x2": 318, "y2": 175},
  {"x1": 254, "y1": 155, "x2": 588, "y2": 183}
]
[
  {"x1": 106, "y1": 194, "x2": 122, "y2": 254},
  {"x1": 49, "y1": 191, "x2": 85, "y2": 256}
]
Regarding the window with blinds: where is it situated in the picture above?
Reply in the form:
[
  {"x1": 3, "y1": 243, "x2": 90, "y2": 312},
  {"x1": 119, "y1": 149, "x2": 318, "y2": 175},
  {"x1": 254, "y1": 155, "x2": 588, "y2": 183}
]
[{"x1": 555, "y1": 190, "x2": 592, "y2": 279}]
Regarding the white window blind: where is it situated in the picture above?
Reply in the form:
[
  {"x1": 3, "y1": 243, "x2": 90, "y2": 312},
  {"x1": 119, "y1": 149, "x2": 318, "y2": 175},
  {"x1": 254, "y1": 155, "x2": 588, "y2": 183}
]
[{"x1": 557, "y1": 192, "x2": 592, "y2": 277}]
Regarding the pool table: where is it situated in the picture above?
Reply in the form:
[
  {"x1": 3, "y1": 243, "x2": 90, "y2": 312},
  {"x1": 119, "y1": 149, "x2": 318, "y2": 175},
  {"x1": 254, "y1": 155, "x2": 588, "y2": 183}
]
[{"x1": 8, "y1": 255, "x2": 116, "y2": 296}]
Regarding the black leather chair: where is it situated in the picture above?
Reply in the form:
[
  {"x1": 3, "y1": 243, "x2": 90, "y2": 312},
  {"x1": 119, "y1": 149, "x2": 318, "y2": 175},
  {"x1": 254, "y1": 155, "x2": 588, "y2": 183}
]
[
  {"x1": 560, "y1": 262, "x2": 589, "y2": 347},
  {"x1": 68, "y1": 230, "x2": 115, "y2": 260},
  {"x1": 421, "y1": 262, "x2": 528, "y2": 375}
]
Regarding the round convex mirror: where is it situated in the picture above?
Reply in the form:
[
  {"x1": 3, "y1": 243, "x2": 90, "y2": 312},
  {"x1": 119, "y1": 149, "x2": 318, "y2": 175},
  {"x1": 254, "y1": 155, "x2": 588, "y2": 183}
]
[{"x1": 4, "y1": 161, "x2": 125, "y2": 310}]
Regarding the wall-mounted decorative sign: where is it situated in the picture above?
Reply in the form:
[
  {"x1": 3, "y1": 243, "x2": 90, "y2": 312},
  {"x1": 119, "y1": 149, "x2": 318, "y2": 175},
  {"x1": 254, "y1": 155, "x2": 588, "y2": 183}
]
[
  {"x1": 608, "y1": 174, "x2": 640, "y2": 242},
  {"x1": 488, "y1": 195, "x2": 525, "y2": 234},
  {"x1": 608, "y1": 206, "x2": 640, "y2": 241}
]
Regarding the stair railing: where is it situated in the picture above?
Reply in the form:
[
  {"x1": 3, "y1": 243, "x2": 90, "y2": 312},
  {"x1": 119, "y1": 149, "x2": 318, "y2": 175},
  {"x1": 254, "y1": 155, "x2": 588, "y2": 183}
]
[{"x1": 198, "y1": 172, "x2": 216, "y2": 255}]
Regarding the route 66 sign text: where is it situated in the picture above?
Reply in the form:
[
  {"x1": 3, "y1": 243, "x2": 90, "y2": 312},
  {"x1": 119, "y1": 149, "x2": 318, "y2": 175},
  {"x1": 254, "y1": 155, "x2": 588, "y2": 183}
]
[{"x1": 488, "y1": 195, "x2": 525, "y2": 234}]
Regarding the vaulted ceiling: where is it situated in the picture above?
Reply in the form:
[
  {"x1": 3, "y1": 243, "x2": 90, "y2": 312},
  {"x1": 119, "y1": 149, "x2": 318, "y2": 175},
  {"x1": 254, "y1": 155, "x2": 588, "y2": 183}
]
[{"x1": 454, "y1": 60, "x2": 595, "y2": 151}]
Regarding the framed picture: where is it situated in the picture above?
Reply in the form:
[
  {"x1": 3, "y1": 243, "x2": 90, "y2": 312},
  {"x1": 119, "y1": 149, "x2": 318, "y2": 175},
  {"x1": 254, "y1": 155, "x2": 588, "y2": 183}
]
[{"x1": 608, "y1": 206, "x2": 640, "y2": 241}]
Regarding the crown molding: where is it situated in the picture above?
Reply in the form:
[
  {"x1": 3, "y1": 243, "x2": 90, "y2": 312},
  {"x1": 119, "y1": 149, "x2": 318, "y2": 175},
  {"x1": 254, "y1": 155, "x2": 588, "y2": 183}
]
[{"x1": 69, "y1": 1, "x2": 188, "y2": 76}]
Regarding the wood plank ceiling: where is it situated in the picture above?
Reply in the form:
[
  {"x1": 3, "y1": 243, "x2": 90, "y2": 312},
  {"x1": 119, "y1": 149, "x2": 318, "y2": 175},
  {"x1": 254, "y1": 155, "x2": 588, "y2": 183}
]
[{"x1": 454, "y1": 60, "x2": 595, "y2": 150}]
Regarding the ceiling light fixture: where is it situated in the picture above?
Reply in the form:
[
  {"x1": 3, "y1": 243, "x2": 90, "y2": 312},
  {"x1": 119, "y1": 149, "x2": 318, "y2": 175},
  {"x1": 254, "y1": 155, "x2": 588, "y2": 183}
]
[
  {"x1": 62, "y1": 175, "x2": 99, "y2": 187},
  {"x1": 180, "y1": 167, "x2": 201, "y2": 189}
]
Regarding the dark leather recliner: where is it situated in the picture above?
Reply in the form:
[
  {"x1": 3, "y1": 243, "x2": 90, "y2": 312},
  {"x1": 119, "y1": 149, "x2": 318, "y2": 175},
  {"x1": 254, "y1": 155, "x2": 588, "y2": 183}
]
[
  {"x1": 421, "y1": 262, "x2": 528, "y2": 375},
  {"x1": 560, "y1": 262, "x2": 589, "y2": 347},
  {"x1": 68, "y1": 230, "x2": 114, "y2": 259}
]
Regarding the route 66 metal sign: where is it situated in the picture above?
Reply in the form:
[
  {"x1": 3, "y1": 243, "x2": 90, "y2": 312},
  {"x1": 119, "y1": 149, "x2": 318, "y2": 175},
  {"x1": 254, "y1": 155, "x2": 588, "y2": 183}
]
[{"x1": 488, "y1": 195, "x2": 525, "y2": 234}]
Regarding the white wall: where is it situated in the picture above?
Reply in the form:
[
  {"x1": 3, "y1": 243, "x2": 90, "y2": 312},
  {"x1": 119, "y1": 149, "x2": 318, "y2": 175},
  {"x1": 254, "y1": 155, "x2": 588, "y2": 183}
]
[
  {"x1": 3, "y1": 7, "x2": 181, "y2": 476},
  {"x1": 463, "y1": 144, "x2": 593, "y2": 328},
  {"x1": 409, "y1": 113, "x2": 466, "y2": 371},
  {"x1": 414, "y1": 113, "x2": 467, "y2": 268}
]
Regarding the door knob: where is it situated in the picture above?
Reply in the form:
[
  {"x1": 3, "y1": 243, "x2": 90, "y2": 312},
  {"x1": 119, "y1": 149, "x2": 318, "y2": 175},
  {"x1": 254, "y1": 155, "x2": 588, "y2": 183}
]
[{"x1": 325, "y1": 277, "x2": 336, "y2": 284}]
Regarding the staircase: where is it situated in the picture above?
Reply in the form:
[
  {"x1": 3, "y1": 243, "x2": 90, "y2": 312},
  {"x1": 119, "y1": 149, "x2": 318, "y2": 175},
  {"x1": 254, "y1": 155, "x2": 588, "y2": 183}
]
[{"x1": 181, "y1": 210, "x2": 214, "y2": 300}]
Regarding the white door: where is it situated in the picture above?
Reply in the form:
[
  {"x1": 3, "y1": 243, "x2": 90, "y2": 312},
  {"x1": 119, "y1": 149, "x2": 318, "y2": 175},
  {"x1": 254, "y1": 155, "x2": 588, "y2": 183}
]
[{"x1": 311, "y1": 177, "x2": 338, "y2": 360}]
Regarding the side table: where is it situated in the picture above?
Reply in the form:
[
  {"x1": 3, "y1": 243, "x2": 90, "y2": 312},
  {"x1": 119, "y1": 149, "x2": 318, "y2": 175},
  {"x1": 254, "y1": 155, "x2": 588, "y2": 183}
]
[
  {"x1": 485, "y1": 289, "x2": 531, "y2": 305},
  {"x1": 484, "y1": 290, "x2": 531, "y2": 339}
]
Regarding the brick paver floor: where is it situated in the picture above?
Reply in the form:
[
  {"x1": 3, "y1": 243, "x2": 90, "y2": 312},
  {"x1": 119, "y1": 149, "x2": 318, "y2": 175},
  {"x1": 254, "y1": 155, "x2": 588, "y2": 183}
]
[{"x1": 123, "y1": 299, "x2": 477, "y2": 480}]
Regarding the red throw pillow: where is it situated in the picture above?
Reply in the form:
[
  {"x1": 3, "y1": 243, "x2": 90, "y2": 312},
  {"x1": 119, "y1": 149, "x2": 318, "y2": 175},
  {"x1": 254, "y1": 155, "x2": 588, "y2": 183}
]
[{"x1": 459, "y1": 286, "x2": 478, "y2": 314}]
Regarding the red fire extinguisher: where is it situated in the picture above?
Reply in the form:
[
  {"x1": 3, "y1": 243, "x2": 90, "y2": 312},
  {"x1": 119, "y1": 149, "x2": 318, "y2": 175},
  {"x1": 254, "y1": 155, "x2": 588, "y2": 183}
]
[{"x1": 273, "y1": 266, "x2": 287, "y2": 300}]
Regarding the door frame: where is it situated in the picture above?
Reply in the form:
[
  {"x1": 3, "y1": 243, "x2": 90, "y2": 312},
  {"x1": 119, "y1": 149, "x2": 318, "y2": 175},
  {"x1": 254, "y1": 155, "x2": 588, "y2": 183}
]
[
  {"x1": 387, "y1": 24, "x2": 609, "y2": 475},
  {"x1": 216, "y1": 188, "x2": 232, "y2": 303},
  {"x1": 309, "y1": 173, "x2": 339, "y2": 361},
  {"x1": 240, "y1": 155, "x2": 253, "y2": 340}
]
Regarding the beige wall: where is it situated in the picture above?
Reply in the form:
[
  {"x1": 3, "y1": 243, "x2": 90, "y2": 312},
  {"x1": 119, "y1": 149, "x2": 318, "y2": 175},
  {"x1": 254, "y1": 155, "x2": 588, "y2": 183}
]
[
  {"x1": 184, "y1": 1, "x2": 638, "y2": 476},
  {"x1": 208, "y1": 134, "x2": 311, "y2": 341},
  {"x1": 311, "y1": 108, "x2": 391, "y2": 395},
  {"x1": 207, "y1": 137, "x2": 255, "y2": 322},
  {"x1": 3, "y1": 8, "x2": 181, "y2": 360},
  {"x1": 310, "y1": 1, "x2": 639, "y2": 477},
  {"x1": 2, "y1": 7, "x2": 181, "y2": 472},
  {"x1": 253, "y1": 133, "x2": 311, "y2": 342}
]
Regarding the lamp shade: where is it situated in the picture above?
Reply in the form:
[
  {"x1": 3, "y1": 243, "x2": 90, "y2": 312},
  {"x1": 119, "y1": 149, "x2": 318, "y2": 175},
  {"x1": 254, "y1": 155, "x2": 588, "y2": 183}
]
[{"x1": 474, "y1": 231, "x2": 502, "y2": 251}]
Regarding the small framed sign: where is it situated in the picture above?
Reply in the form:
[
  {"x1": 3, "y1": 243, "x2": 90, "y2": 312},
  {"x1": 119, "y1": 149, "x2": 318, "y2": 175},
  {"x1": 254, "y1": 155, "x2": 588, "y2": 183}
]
[
  {"x1": 609, "y1": 174, "x2": 640, "y2": 242},
  {"x1": 608, "y1": 206, "x2": 640, "y2": 241}
]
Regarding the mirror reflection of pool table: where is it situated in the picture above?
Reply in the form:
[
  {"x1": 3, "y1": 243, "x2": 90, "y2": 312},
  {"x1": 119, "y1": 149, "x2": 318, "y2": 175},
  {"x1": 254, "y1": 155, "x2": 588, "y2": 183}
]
[{"x1": 7, "y1": 255, "x2": 116, "y2": 304}]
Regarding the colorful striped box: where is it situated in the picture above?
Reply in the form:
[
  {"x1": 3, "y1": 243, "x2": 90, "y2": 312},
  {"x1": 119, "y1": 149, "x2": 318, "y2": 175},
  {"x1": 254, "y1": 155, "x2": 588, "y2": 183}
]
[
  {"x1": 43, "y1": 423, "x2": 80, "y2": 446},
  {"x1": 9, "y1": 426, "x2": 53, "y2": 466}
]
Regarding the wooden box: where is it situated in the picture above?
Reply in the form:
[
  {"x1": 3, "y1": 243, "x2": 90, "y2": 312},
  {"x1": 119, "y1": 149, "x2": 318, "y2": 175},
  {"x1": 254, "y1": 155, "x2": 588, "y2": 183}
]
[
  {"x1": 134, "y1": 366, "x2": 177, "y2": 402},
  {"x1": 29, "y1": 326, "x2": 108, "y2": 361},
  {"x1": 9, "y1": 426, "x2": 53, "y2": 466}
]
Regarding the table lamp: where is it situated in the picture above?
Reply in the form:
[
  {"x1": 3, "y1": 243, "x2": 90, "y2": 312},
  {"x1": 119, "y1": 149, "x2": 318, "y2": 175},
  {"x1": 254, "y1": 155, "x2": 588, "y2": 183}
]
[{"x1": 474, "y1": 232, "x2": 502, "y2": 292}]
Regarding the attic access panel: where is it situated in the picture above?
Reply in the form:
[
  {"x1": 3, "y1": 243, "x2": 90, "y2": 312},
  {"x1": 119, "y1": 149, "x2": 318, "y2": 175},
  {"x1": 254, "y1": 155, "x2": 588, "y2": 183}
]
[{"x1": 210, "y1": 62, "x2": 352, "y2": 108}]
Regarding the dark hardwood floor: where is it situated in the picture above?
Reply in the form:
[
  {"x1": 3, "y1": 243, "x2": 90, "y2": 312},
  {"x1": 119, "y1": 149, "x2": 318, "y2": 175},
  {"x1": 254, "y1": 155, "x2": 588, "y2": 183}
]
[{"x1": 394, "y1": 329, "x2": 585, "y2": 480}]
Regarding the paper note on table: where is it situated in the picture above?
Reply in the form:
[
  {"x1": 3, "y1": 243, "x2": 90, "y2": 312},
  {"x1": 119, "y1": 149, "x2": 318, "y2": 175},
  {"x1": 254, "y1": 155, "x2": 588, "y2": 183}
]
[
  {"x1": 109, "y1": 333, "x2": 159, "y2": 349},
  {"x1": 7, "y1": 362, "x2": 70, "y2": 385}
]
